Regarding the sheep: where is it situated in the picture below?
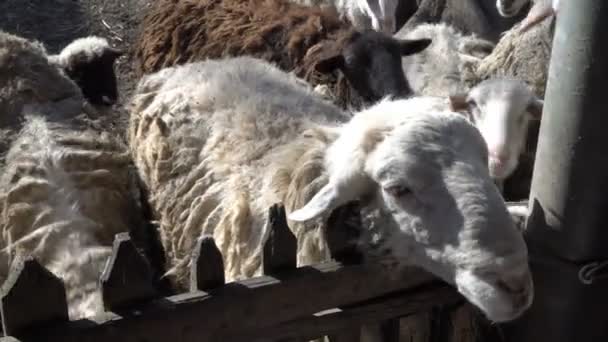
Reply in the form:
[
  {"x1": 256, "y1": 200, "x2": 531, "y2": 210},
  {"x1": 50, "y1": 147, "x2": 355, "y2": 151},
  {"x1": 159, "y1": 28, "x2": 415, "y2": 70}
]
[
  {"x1": 448, "y1": 78, "x2": 543, "y2": 194},
  {"x1": 399, "y1": 0, "x2": 528, "y2": 43},
  {"x1": 287, "y1": 0, "x2": 400, "y2": 34},
  {"x1": 0, "y1": 31, "x2": 124, "y2": 162},
  {"x1": 459, "y1": 11, "x2": 554, "y2": 200},
  {"x1": 397, "y1": 22, "x2": 497, "y2": 97},
  {"x1": 133, "y1": 0, "x2": 432, "y2": 111},
  {"x1": 128, "y1": 55, "x2": 533, "y2": 325},
  {"x1": 497, "y1": 0, "x2": 559, "y2": 34},
  {"x1": 48, "y1": 36, "x2": 124, "y2": 107},
  {"x1": 394, "y1": 23, "x2": 541, "y2": 199},
  {"x1": 0, "y1": 30, "x2": 153, "y2": 320}
]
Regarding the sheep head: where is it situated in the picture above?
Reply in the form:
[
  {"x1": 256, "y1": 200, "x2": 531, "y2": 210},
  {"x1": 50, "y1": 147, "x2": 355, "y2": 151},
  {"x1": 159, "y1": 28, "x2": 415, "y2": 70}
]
[
  {"x1": 290, "y1": 98, "x2": 533, "y2": 323},
  {"x1": 50, "y1": 36, "x2": 124, "y2": 107},
  {"x1": 449, "y1": 78, "x2": 543, "y2": 182},
  {"x1": 310, "y1": 30, "x2": 431, "y2": 103}
]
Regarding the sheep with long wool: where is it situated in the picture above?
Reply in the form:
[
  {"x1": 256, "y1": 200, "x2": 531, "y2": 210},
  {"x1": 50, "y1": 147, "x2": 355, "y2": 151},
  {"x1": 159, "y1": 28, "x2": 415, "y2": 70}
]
[
  {"x1": 0, "y1": 30, "x2": 152, "y2": 320},
  {"x1": 133, "y1": 0, "x2": 431, "y2": 111},
  {"x1": 128, "y1": 55, "x2": 534, "y2": 325}
]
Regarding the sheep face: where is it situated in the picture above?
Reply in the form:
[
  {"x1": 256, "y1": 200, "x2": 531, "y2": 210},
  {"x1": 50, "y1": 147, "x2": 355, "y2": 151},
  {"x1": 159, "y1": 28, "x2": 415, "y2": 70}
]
[
  {"x1": 51, "y1": 37, "x2": 123, "y2": 106},
  {"x1": 289, "y1": 99, "x2": 533, "y2": 323},
  {"x1": 314, "y1": 31, "x2": 431, "y2": 103},
  {"x1": 62, "y1": 47, "x2": 123, "y2": 106},
  {"x1": 449, "y1": 79, "x2": 543, "y2": 181},
  {"x1": 496, "y1": 0, "x2": 531, "y2": 17}
]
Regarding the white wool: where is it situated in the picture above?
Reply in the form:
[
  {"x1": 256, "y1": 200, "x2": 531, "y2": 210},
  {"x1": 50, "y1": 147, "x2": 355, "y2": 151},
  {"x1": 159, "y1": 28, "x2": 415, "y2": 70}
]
[
  {"x1": 0, "y1": 31, "x2": 144, "y2": 320},
  {"x1": 129, "y1": 56, "x2": 533, "y2": 325},
  {"x1": 397, "y1": 22, "x2": 496, "y2": 97},
  {"x1": 48, "y1": 36, "x2": 113, "y2": 67}
]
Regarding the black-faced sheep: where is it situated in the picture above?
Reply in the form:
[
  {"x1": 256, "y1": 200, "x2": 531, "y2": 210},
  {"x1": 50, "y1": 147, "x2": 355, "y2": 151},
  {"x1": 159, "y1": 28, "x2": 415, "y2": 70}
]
[
  {"x1": 128, "y1": 55, "x2": 533, "y2": 324},
  {"x1": 287, "y1": 0, "x2": 400, "y2": 33},
  {"x1": 0, "y1": 30, "x2": 123, "y2": 110},
  {"x1": 0, "y1": 30, "x2": 152, "y2": 320},
  {"x1": 399, "y1": 0, "x2": 528, "y2": 43},
  {"x1": 48, "y1": 36, "x2": 124, "y2": 107},
  {"x1": 0, "y1": 31, "x2": 124, "y2": 161},
  {"x1": 133, "y1": 0, "x2": 432, "y2": 111}
]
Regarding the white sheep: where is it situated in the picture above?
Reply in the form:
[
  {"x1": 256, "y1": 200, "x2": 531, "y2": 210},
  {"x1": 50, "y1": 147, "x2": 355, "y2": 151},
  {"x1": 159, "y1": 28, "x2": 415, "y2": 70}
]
[
  {"x1": 290, "y1": 0, "x2": 399, "y2": 33},
  {"x1": 448, "y1": 78, "x2": 543, "y2": 191},
  {"x1": 128, "y1": 55, "x2": 533, "y2": 325},
  {"x1": 397, "y1": 22, "x2": 497, "y2": 97},
  {"x1": 0, "y1": 30, "x2": 147, "y2": 320},
  {"x1": 394, "y1": 24, "x2": 543, "y2": 192}
]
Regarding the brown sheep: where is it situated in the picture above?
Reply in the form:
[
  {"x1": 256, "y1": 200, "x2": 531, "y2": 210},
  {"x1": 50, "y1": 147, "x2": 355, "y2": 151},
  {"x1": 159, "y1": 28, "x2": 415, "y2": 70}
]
[{"x1": 133, "y1": 0, "x2": 432, "y2": 111}]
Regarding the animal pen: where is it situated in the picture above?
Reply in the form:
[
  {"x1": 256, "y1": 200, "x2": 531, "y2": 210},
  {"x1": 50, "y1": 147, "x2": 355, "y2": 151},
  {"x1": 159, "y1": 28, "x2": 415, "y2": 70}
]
[{"x1": 1, "y1": 0, "x2": 608, "y2": 341}]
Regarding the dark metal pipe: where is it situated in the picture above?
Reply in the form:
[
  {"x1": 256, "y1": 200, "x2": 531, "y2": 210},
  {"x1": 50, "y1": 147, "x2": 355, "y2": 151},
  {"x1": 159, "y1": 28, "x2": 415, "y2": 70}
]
[{"x1": 503, "y1": 0, "x2": 608, "y2": 341}]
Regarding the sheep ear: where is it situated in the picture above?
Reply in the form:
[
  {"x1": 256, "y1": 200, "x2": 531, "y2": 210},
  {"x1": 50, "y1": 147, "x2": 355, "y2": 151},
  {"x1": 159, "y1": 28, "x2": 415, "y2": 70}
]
[
  {"x1": 527, "y1": 97, "x2": 544, "y2": 120},
  {"x1": 104, "y1": 47, "x2": 124, "y2": 61},
  {"x1": 449, "y1": 93, "x2": 469, "y2": 112},
  {"x1": 288, "y1": 183, "x2": 347, "y2": 222},
  {"x1": 398, "y1": 38, "x2": 432, "y2": 56}
]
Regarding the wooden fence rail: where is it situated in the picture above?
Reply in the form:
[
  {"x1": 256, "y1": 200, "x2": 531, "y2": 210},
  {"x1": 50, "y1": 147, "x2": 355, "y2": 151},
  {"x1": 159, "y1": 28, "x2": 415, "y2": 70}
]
[{"x1": 0, "y1": 204, "x2": 472, "y2": 342}]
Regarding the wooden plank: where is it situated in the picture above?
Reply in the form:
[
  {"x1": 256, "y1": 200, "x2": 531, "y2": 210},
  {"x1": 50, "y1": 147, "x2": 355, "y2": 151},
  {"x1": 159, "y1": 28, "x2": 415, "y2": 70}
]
[
  {"x1": 0, "y1": 254, "x2": 68, "y2": 336},
  {"x1": 100, "y1": 232, "x2": 158, "y2": 312},
  {"x1": 19, "y1": 262, "x2": 442, "y2": 342},
  {"x1": 428, "y1": 305, "x2": 454, "y2": 342},
  {"x1": 189, "y1": 236, "x2": 225, "y2": 292},
  {"x1": 263, "y1": 204, "x2": 297, "y2": 274},
  {"x1": 0, "y1": 337, "x2": 21, "y2": 342},
  {"x1": 327, "y1": 326, "x2": 361, "y2": 342},
  {"x1": 380, "y1": 318, "x2": 400, "y2": 342},
  {"x1": 240, "y1": 284, "x2": 461, "y2": 341}
]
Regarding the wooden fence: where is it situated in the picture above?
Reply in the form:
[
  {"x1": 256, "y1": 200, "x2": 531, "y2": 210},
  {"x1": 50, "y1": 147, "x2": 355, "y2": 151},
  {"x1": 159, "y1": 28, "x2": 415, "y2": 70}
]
[{"x1": 0, "y1": 204, "x2": 488, "y2": 342}]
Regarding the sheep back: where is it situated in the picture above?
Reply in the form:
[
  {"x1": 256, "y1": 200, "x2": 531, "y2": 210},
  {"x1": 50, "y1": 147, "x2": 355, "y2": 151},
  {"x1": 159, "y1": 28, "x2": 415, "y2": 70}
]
[
  {"x1": 134, "y1": 0, "x2": 363, "y2": 110},
  {"x1": 0, "y1": 112, "x2": 147, "y2": 319},
  {"x1": 465, "y1": 18, "x2": 554, "y2": 98},
  {"x1": 128, "y1": 57, "x2": 351, "y2": 290},
  {"x1": 0, "y1": 31, "x2": 81, "y2": 134}
]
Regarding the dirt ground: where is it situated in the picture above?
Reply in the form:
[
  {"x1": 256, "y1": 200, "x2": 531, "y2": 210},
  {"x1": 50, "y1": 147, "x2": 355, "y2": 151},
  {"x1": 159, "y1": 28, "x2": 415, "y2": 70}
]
[{"x1": 0, "y1": 0, "x2": 153, "y2": 133}]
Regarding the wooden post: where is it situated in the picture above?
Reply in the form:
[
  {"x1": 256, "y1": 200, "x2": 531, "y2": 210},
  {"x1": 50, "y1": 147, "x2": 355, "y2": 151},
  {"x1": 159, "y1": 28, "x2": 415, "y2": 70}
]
[
  {"x1": 504, "y1": 0, "x2": 608, "y2": 341},
  {"x1": 100, "y1": 232, "x2": 158, "y2": 312},
  {"x1": 189, "y1": 236, "x2": 225, "y2": 292},
  {"x1": 262, "y1": 204, "x2": 297, "y2": 275},
  {"x1": 0, "y1": 254, "x2": 68, "y2": 336}
]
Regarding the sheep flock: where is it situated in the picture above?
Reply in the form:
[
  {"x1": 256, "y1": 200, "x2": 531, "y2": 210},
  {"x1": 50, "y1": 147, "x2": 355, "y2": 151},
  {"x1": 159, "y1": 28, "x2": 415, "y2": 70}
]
[{"x1": 0, "y1": 0, "x2": 559, "y2": 340}]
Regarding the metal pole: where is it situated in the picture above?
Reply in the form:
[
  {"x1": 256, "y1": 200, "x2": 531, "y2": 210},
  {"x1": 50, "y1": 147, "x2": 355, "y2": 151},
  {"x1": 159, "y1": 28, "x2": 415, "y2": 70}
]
[{"x1": 503, "y1": 0, "x2": 608, "y2": 341}]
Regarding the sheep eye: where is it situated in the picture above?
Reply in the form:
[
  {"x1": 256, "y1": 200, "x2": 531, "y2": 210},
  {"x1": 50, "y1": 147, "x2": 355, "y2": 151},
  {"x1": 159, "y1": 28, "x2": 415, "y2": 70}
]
[
  {"x1": 385, "y1": 185, "x2": 412, "y2": 197},
  {"x1": 466, "y1": 99, "x2": 477, "y2": 109}
]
